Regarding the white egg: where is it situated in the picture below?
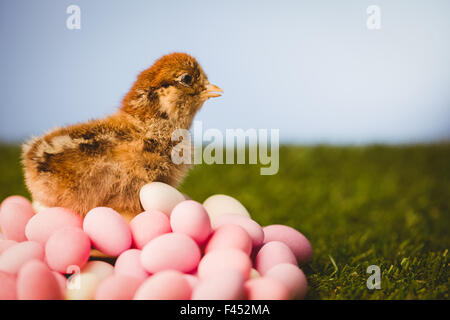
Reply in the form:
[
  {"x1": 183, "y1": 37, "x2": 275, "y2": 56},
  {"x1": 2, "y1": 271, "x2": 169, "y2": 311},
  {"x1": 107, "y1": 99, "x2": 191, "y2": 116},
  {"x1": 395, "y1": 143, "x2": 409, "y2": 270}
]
[
  {"x1": 203, "y1": 194, "x2": 251, "y2": 227},
  {"x1": 81, "y1": 261, "x2": 114, "y2": 282},
  {"x1": 65, "y1": 273, "x2": 100, "y2": 300},
  {"x1": 250, "y1": 268, "x2": 261, "y2": 279},
  {"x1": 139, "y1": 182, "x2": 185, "y2": 217}
]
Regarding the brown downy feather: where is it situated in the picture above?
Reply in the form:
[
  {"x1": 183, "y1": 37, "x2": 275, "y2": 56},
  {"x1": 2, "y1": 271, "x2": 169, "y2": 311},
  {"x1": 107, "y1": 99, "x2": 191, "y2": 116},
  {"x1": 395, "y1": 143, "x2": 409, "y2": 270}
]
[{"x1": 22, "y1": 52, "x2": 221, "y2": 219}]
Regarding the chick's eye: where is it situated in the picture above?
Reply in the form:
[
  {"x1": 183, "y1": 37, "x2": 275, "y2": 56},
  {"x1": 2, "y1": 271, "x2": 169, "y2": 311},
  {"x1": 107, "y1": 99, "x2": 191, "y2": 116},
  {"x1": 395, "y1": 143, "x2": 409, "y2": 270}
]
[{"x1": 180, "y1": 74, "x2": 193, "y2": 85}]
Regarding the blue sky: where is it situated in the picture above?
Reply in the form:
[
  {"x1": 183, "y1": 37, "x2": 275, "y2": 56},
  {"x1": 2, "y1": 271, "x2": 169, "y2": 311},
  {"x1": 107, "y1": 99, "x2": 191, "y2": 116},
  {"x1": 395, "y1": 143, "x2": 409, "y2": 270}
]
[{"x1": 1, "y1": 0, "x2": 449, "y2": 144}]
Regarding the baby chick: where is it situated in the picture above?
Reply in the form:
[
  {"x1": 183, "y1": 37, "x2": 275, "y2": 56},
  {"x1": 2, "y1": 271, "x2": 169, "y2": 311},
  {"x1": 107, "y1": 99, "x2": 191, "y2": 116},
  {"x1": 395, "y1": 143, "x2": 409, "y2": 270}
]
[{"x1": 22, "y1": 53, "x2": 222, "y2": 220}]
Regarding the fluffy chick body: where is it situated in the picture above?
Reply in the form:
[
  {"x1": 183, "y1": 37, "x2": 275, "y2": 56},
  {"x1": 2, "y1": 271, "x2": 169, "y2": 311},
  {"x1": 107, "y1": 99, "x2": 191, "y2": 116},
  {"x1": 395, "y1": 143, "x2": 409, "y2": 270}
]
[{"x1": 22, "y1": 53, "x2": 221, "y2": 219}]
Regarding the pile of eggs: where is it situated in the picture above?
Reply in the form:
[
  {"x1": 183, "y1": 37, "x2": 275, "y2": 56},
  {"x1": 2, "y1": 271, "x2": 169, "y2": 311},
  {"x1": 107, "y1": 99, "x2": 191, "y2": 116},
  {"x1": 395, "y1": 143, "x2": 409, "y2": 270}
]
[{"x1": 0, "y1": 182, "x2": 312, "y2": 300}]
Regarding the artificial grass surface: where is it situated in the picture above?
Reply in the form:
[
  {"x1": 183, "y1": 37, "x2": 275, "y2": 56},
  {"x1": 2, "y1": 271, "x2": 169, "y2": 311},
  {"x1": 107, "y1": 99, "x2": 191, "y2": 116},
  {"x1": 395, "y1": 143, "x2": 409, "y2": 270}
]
[{"x1": 1, "y1": 142, "x2": 449, "y2": 299}]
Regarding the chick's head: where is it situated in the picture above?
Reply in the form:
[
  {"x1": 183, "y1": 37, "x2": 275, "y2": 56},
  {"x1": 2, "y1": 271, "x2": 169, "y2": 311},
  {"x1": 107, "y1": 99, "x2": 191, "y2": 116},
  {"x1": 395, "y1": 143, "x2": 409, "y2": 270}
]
[{"x1": 122, "y1": 52, "x2": 222, "y2": 124}]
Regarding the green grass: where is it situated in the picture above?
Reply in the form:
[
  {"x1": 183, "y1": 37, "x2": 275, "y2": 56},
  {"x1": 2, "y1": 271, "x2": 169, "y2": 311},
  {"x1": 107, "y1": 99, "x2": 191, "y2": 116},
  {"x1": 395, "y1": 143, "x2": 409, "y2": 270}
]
[{"x1": 1, "y1": 142, "x2": 449, "y2": 299}]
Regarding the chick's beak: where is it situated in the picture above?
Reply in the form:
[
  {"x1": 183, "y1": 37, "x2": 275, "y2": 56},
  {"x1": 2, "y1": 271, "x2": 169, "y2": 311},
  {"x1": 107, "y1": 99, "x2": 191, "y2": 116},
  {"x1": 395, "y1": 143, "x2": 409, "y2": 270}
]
[{"x1": 202, "y1": 83, "x2": 223, "y2": 99}]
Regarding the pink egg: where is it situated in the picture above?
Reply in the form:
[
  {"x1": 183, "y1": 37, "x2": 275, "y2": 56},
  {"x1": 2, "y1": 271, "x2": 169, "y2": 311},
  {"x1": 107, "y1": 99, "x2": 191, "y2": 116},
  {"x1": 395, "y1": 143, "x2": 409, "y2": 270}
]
[
  {"x1": 213, "y1": 214, "x2": 264, "y2": 247},
  {"x1": 183, "y1": 274, "x2": 199, "y2": 290},
  {"x1": 0, "y1": 199, "x2": 35, "y2": 242},
  {"x1": 0, "y1": 241, "x2": 44, "y2": 274},
  {"x1": 25, "y1": 207, "x2": 82, "y2": 245},
  {"x1": 192, "y1": 270, "x2": 246, "y2": 300},
  {"x1": 95, "y1": 275, "x2": 143, "y2": 300},
  {"x1": 45, "y1": 227, "x2": 91, "y2": 273},
  {"x1": 263, "y1": 224, "x2": 313, "y2": 263},
  {"x1": 205, "y1": 224, "x2": 252, "y2": 255},
  {"x1": 170, "y1": 200, "x2": 212, "y2": 244},
  {"x1": 265, "y1": 263, "x2": 308, "y2": 299},
  {"x1": 52, "y1": 271, "x2": 67, "y2": 295},
  {"x1": 83, "y1": 207, "x2": 132, "y2": 256},
  {"x1": 250, "y1": 268, "x2": 261, "y2": 279},
  {"x1": 114, "y1": 249, "x2": 149, "y2": 281},
  {"x1": 245, "y1": 277, "x2": 290, "y2": 300},
  {"x1": 255, "y1": 241, "x2": 297, "y2": 275},
  {"x1": 141, "y1": 233, "x2": 200, "y2": 274},
  {"x1": 134, "y1": 270, "x2": 191, "y2": 300},
  {"x1": 198, "y1": 248, "x2": 252, "y2": 280},
  {"x1": 0, "y1": 239, "x2": 17, "y2": 255},
  {"x1": 0, "y1": 195, "x2": 33, "y2": 210},
  {"x1": 17, "y1": 260, "x2": 63, "y2": 300},
  {"x1": 129, "y1": 210, "x2": 171, "y2": 249},
  {"x1": 81, "y1": 260, "x2": 114, "y2": 282},
  {"x1": 0, "y1": 271, "x2": 17, "y2": 300}
]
